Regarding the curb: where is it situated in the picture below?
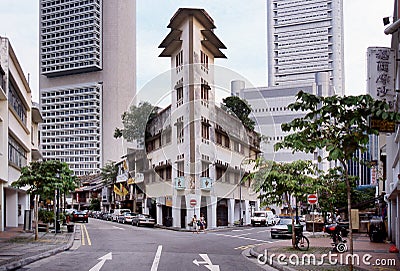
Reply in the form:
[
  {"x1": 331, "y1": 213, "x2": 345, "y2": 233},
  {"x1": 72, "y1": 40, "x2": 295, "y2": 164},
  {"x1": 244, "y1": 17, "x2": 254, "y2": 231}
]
[{"x1": 0, "y1": 229, "x2": 76, "y2": 271}]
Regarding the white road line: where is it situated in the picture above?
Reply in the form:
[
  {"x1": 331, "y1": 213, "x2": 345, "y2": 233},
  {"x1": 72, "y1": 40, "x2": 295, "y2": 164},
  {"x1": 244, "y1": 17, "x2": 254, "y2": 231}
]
[
  {"x1": 213, "y1": 233, "x2": 273, "y2": 243},
  {"x1": 150, "y1": 245, "x2": 163, "y2": 271},
  {"x1": 112, "y1": 226, "x2": 125, "y2": 230}
]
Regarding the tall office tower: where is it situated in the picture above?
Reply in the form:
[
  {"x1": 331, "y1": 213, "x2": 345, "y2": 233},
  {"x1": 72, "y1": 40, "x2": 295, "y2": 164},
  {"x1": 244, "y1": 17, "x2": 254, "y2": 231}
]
[
  {"x1": 266, "y1": 0, "x2": 344, "y2": 95},
  {"x1": 39, "y1": 0, "x2": 136, "y2": 176}
]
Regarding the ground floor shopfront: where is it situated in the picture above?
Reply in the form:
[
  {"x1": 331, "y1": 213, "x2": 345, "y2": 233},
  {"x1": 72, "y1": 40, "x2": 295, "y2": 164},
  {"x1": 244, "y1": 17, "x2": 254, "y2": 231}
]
[
  {"x1": 0, "y1": 183, "x2": 30, "y2": 231},
  {"x1": 151, "y1": 195, "x2": 258, "y2": 229}
]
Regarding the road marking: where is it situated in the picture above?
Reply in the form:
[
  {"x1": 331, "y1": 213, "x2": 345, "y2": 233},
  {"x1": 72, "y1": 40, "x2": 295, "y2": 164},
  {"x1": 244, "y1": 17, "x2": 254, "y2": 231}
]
[
  {"x1": 80, "y1": 224, "x2": 91, "y2": 246},
  {"x1": 193, "y1": 254, "x2": 220, "y2": 271},
  {"x1": 213, "y1": 233, "x2": 272, "y2": 243},
  {"x1": 89, "y1": 252, "x2": 112, "y2": 271},
  {"x1": 81, "y1": 225, "x2": 85, "y2": 245},
  {"x1": 150, "y1": 245, "x2": 162, "y2": 271},
  {"x1": 112, "y1": 226, "x2": 125, "y2": 230}
]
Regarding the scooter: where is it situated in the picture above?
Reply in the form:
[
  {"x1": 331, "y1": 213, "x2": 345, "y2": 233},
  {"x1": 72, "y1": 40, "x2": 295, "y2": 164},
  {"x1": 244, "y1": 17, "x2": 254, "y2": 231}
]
[{"x1": 323, "y1": 223, "x2": 348, "y2": 253}]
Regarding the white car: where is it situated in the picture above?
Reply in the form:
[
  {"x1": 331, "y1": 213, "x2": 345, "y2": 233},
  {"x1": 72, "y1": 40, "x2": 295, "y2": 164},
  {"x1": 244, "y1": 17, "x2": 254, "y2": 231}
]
[{"x1": 251, "y1": 211, "x2": 276, "y2": 226}]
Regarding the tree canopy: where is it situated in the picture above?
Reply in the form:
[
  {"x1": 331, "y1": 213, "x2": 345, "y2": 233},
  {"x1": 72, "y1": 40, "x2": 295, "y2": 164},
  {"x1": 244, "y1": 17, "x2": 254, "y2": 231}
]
[
  {"x1": 274, "y1": 91, "x2": 400, "y2": 261},
  {"x1": 114, "y1": 102, "x2": 159, "y2": 142},
  {"x1": 12, "y1": 160, "x2": 77, "y2": 200},
  {"x1": 221, "y1": 96, "x2": 255, "y2": 130}
]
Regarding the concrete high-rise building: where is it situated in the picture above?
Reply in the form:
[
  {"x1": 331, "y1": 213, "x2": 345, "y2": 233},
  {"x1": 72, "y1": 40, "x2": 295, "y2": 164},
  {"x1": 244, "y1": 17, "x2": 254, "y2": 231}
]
[
  {"x1": 39, "y1": 0, "x2": 136, "y2": 176},
  {"x1": 266, "y1": 0, "x2": 344, "y2": 95}
]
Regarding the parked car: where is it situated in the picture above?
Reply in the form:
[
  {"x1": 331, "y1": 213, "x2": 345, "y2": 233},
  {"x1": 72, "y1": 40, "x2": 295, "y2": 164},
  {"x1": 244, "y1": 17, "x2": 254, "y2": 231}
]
[
  {"x1": 118, "y1": 212, "x2": 137, "y2": 224},
  {"x1": 270, "y1": 218, "x2": 293, "y2": 239},
  {"x1": 251, "y1": 211, "x2": 276, "y2": 226},
  {"x1": 73, "y1": 210, "x2": 89, "y2": 223},
  {"x1": 111, "y1": 209, "x2": 131, "y2": 222},
  {"x1": 131, "y1": 214, "x2": 156, "y2": 227}
]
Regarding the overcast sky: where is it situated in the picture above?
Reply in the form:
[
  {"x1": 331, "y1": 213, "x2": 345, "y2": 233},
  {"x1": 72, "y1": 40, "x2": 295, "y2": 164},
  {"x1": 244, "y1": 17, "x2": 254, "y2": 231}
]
[{"x1": 0, "y1": 0, "x2": 395, "y2": 103}]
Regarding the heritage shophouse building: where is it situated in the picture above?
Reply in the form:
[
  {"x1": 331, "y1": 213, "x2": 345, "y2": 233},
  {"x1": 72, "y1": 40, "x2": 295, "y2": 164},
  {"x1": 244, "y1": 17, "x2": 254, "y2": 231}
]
[
  {"x1": 0, "y1": 37, "x2": 43, "y2": 231},
  {"x1": 143, "y1": 8, "x2": 261, "y2": 229}
]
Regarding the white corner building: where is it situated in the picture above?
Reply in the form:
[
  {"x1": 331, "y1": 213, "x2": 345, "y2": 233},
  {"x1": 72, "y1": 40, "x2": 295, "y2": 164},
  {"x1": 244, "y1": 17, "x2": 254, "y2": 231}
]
[{"x1": 143, "y1": 8, "x2": 261, "y2": 228}]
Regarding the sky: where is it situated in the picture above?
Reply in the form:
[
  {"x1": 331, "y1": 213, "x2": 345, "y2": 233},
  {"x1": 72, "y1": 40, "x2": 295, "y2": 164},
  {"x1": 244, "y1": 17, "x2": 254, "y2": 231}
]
[{"x1": 0, "y1": 0, "x2": 395, "y2": 103}]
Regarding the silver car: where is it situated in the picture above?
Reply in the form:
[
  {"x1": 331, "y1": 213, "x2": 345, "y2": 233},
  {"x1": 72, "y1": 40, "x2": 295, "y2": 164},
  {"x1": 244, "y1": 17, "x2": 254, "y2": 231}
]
[{"x1": 131, "y1": 214, "x2": 156, "y2": 227}]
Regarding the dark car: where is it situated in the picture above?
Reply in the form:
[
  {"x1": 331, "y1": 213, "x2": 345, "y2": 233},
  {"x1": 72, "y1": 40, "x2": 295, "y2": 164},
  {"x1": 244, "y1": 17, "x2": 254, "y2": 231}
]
[
  {"x1": 73, "y1": 210, "x2": 89, "y2": 223},
  {"x1": 131, "y1": 214, "x2": 156, "y2": 227},
  {"x1": 270, "y1": 218, "x2": 293, "y2": 239}
]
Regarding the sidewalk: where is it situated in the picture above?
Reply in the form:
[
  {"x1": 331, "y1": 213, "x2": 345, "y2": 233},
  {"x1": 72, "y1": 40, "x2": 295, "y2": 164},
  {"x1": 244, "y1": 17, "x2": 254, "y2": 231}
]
[
  {"x1": 0, "y1": 224, "x2": 75, "y2": 271},
  {"x1": 250, "y1": 232, "x2": 400, "y2": 271}
]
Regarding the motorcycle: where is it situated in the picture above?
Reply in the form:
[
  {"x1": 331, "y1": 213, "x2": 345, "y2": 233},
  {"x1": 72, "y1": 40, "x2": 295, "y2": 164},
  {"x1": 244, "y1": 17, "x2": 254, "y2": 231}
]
[{"x1": 323, "y1": 223, "x2": 348, "y2": 253}]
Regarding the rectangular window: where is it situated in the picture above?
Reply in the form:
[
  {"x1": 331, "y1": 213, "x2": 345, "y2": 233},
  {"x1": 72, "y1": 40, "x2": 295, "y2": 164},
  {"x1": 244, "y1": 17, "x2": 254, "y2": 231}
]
[
  {"x1": 176, "y1": 86, "x2": 183, "y2": 106},
  {"x1": 8, "y1": 136, "x2": 27, "y2": 168},
  {"x1": 201, "y1": 78, "x2": 209, "y2": 101},
  {"x1": 201, "y1": 50, "x2": 209, "y2": 72},
  {"x1": 166, "y1": 166, "x2": 172, "y2": 180},
  {"x1": 201, "y1": 162, "x2": 210, "y2": 177},
  {"x1": 177, "y1": 161, "x2": 184, "y2": 177},
  {"x1": 8, "y1": 78, "x2": 27, "y2": 126},
  {"x1": 201, "y1": 117, "x2": 210, "y2": 140},
  {"x1": 216, "y1": 133, "x2": 222, "y2": 145},
  {"x1": 176, "y1": 116, "x2": 184, "y2": 143},
  {"x1": 175, "y1": 50, "x2": 183, "y2": 73}
]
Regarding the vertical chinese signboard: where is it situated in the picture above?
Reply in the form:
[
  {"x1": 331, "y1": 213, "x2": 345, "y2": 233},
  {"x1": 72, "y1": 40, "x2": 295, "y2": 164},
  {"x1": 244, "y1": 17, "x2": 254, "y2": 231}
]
[{"x1": 367, "y1": 47, "x2": 396, "y2": 132}]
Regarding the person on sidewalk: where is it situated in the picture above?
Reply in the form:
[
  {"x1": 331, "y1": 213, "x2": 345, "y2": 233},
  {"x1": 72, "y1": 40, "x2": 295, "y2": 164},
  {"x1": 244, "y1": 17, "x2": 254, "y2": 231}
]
[
  {"x1": 200, "y1": 213, "x2": 206, "y2": 233},
  {"x1": 192, "y1": 215, "x2": 199, "y2": 233}
]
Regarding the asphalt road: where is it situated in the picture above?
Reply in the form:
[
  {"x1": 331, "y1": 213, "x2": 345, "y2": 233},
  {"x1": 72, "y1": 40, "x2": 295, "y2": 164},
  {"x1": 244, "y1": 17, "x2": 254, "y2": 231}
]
[{"x1": 18, "y1": 218, "x2": 280, "y2": 271}]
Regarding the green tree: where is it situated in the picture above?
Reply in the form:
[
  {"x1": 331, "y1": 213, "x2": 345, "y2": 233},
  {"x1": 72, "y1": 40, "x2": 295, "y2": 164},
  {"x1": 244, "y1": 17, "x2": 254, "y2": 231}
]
[
  {"x1": 221, "y1": 96, "x2": 255, "y2": 130},
  {"x1": 114, "y1": 102, "x2": 159, "y2": 142},
  {"x1": 275, "y1": 91, "x2": 400, "y2": 267},
  {"x1": 250, "y1": 159, "x2": 321, "y2": 247},
  {"x1": 100, "y1": 161, "x2": 118, "y2": 208},
  {"x1": 89, "y1": 198, "x2": 101, "y2": 211},
  {"x1": 12, "y1": 160, "x2": 77, "y2": 240}
]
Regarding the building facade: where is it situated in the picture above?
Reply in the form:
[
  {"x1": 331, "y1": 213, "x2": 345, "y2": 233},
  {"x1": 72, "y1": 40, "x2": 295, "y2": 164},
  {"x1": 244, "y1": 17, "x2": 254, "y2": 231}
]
[
  {"x1": 266, "y1": 0, "x2": 344, "y2": 96},
  {"x1": 382, "y1": 0, "x2": 400, "y2": 252},
  {"x1": 141, "y1": 8, "x2": 261, "y2": 228},
  {"x1": 238, "y1": 72, "x2": 333, "y2": 170},
  {"x1": 39, "y1": 0, "x2": 136, "y2": 176},
  {"x1": 0, "y1": 37, "x2": 43, "y2": 231}
]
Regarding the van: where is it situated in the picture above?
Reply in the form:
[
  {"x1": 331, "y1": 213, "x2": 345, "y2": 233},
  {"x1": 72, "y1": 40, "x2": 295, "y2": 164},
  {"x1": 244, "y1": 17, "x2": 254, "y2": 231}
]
[
  {"x1": 251, "y1": 210, "x2": 276, "y2": 226},
  {"x1": 111, "y1": 209, "x2": 131, "y2": 222}
]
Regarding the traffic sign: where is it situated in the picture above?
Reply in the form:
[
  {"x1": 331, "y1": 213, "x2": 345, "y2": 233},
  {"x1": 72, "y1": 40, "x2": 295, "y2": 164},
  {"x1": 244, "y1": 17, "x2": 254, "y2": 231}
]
[
  {"x1": 308, "y1": 194, "x2": 318, "y2": 205},
  {"x1": 190, "y1": 199, "x2": 197, "y2": 207}
]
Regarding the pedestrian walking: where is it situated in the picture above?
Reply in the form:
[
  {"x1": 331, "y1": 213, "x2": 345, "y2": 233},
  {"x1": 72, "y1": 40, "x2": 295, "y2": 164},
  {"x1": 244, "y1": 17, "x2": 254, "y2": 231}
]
[
  {"x1": 200, "y1": 213, "x2": 206, "y2": 233},
  {"x1": 192, "y1": 214, "x2": 199, "y2": 233}
]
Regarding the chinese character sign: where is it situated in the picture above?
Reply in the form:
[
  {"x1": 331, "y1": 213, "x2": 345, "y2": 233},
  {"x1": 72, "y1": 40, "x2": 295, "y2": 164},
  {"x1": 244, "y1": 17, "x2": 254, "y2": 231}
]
[{"x1": 367, "y1": 47, "x2": 395, "y2": 110}]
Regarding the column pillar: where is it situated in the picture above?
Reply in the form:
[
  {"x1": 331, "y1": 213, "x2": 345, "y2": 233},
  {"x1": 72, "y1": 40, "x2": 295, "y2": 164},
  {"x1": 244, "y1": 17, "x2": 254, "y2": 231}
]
[
  {"x1": 172, "y1": 195, "x2": 181, "y2": 228},
  {"x1": 228, "y1": 198, "x2": 235, "y2": 226},
  {"x1": 244, "y1": 200, "x2": 250, "y2": 225},
  {"x1": 156, "y1": 197, "x2": 163, "y2": 226},
  {"x1": 207, "y1": 196, "x2": 217, "y2": 229},
  {"x1": 6, "y1": 189, "x2": 18, "y2": 227}
]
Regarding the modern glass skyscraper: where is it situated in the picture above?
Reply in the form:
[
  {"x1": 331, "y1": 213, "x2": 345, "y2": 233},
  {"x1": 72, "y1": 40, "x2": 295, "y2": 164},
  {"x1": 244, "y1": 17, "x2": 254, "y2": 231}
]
[
  {"x1": 39, "y1": 0, "x2": 136, "y2": 176},
  {"x1": 266, "y1": 0, "x2": 344, "y2": 95}
]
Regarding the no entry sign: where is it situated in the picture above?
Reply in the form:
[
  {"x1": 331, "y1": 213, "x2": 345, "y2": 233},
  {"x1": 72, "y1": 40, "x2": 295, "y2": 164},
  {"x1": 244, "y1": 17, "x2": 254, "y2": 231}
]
[
  {"x1": 308, "y1": 194, "x2": 318, "y2": 205},
  {"x1": 190, "y1": 199, "x2": 197, "y2": 207}
]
